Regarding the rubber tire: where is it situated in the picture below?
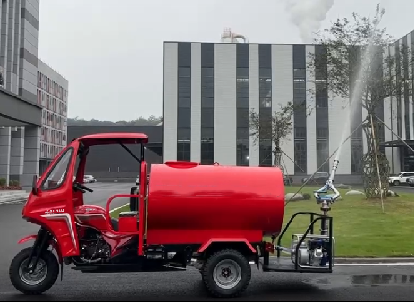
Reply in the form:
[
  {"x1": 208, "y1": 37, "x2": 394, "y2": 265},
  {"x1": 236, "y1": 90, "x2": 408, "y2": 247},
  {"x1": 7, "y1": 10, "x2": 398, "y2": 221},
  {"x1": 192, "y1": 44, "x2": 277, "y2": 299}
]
[
  {"x1": 393, "y1": 180, "x2": 400, "y2": 186},
  {"x1": 9, "y1": 247, "x2": 59, "y2": 295},
  {"x1": 202, "y1": 249, "x2": 251, "y2": 298}
]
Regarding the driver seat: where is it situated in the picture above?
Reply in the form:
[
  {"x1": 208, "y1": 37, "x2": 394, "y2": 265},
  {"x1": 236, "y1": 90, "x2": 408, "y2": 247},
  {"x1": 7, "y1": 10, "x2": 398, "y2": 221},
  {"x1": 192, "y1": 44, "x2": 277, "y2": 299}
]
[{"x1": 110, "y1": 211, "x2": 139, "y2": 232}]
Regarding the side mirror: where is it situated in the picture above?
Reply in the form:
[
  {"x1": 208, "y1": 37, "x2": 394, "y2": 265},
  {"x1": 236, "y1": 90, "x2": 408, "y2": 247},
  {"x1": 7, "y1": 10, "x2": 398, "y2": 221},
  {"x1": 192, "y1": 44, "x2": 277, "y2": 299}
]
[{"x1": 31, "y1": 174, "x2": 38, "y2": 195}]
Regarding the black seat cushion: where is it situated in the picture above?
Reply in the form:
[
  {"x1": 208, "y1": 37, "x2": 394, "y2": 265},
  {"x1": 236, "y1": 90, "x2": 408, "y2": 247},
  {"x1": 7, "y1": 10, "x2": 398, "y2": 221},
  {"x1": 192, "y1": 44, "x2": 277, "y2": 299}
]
[{"x1": 110, "y1": 218, "x2": 119, "y2": 231}]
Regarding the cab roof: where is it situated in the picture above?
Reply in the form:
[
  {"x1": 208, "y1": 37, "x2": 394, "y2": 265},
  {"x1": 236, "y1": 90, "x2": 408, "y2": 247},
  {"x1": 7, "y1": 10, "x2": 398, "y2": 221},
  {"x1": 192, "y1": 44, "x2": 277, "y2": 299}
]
[{"x1": 78, "y1": 132, "x2": 148, "y2": 146}]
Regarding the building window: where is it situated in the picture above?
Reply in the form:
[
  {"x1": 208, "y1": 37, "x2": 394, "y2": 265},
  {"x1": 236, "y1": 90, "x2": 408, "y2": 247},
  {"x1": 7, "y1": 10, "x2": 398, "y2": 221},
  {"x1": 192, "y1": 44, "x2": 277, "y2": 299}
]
[
  {"x1": 201, "y1": 43, "x2": 215, "y2": 165},
  {"x1": 317, "y1": 140, "x2": 329, "y2": 172},
  {"x1": 258, "y1": 45, "x2": 272, "y2": 166},
  {"x1": 293, "y1": 45, "x2": 307, "y2": 173},
  {"x1": 201, "y1": 127, "x2": 214, "y2": 164},
  {"x1": 351, "y1": 140, "x2": 363, "y2": 174},
  {"x1": 259, "y1": 139, "x2": 272, "y2": 167},
  {"x1": 294, "y1": 140, "x2": 307, "y2": 173},
  {"x1": 177, "y1": 43, "x2": 191, "y2": 161}
]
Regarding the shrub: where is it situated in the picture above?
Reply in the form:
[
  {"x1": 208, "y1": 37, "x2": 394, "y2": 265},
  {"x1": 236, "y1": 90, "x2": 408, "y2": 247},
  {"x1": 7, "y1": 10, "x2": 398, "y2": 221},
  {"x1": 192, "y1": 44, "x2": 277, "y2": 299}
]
[
  {"x1": 0, "y1": 178, "x2": 6, "y2": 187},
  {"x1": 10, "y1": 180, "x2": 19, "y2": 187}
]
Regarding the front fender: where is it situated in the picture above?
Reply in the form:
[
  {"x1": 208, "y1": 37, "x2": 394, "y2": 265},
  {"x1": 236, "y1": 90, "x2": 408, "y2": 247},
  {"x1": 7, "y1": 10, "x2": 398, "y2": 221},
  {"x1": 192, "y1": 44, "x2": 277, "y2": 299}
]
[
  {"x1": 18, "y1": 234, "x2": 37, "y2": 244},
  {"x1": 18, "y1": 234, "x2": 63, "y2": 263}
]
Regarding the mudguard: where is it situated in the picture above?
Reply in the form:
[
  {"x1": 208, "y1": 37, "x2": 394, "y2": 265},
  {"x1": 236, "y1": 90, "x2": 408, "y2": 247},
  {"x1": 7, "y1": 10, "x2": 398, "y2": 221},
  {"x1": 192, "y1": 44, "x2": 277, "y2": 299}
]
[
  {"x1": 18, "y1": 234, "x2": 63, "y2": 263},
  {"x1": 198, "y1": 238, "x2": 257, "y2": 254}
]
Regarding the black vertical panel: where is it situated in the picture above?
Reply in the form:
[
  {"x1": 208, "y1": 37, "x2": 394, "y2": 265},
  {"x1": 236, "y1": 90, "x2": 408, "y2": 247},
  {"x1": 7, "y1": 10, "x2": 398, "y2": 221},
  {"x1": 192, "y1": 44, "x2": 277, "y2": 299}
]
[
  {"x1": 348, "y1": 46, "x2": 363, "y2": 174},
  {"x1": 258, "y1": 44, "x2": 272, "y2": 167},
  {"x1": 403, "y1": 38, "x2": 410, "y2": 140},
  {"x1": 394, "y1": 40, "x2": 403, "y2": 138},
  {"x1": 293, "y1": 45, "x2": 307, "y2": 173},
  {"x1": 411, "y1": 31, "x2": 414, "y2": 131},
  {"x1": 236, "y1": 43, "x2": 249, "y2": 166},
  {"x1": 177, "y1": 42, "x2": 191, "y2": 161},
  {"x1": 315, "y1": 45, "x2": 330, "y2": 173},
  {"x1": 201, "y1": 43, "x2": 215, "y2": 164}
]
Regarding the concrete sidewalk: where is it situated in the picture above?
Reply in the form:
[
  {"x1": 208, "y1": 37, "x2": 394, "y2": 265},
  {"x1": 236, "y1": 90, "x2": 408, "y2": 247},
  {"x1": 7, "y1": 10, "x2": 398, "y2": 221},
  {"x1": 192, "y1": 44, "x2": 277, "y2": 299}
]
[{"x1": 0, "y1": 190, "x2": 29, "y2": 205}]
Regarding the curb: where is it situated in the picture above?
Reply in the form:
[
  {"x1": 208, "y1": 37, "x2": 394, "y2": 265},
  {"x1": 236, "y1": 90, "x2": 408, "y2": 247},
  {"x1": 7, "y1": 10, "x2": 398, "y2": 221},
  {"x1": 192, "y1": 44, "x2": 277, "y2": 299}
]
[
  {"x1": 334, "y1": 257, "x2": 414, "y2": 264},
  {"x1": 273, "y1": 257, "x2": 414, "y2": 264},
  {"x1": 0, "y1": 198, "x2": 27, "y2": 205}
]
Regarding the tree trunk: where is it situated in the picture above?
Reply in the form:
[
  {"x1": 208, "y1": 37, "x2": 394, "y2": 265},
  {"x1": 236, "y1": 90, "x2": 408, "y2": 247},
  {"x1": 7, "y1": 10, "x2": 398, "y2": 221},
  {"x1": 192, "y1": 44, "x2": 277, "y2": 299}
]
[{"x1": 362, "y1": 113, "x2": 390, "y2": 199}]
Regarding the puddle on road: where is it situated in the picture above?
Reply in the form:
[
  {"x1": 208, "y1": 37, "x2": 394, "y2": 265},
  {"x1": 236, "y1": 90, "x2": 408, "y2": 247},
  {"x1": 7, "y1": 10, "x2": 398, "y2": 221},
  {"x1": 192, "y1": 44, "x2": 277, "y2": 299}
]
[{"x1": 308, "y1": 274, "x2": 414, "y2": 288}]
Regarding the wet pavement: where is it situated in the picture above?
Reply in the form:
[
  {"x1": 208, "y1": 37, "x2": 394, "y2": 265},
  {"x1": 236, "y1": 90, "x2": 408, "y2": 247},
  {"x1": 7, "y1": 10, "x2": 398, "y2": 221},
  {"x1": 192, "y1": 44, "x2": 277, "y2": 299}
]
[{"x1": 0, "y1": 183, "x2": 413, "y2": 301}]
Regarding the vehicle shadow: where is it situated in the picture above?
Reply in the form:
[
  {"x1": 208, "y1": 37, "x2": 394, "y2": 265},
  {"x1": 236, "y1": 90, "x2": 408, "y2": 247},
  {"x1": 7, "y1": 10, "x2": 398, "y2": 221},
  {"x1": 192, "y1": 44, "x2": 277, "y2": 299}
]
[{"x1": 3, "y1": 281, "x2": 321, "y2": 302}]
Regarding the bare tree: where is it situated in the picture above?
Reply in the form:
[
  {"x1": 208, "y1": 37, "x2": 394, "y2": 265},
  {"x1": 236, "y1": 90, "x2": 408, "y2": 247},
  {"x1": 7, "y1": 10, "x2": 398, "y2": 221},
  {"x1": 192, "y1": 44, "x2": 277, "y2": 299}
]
[
  {"x1": 308, "y1": 4, "x2": 411, "y2": 200},
  {"x1": 249, "y1": 101, "x2": 308, "y2": 172}
]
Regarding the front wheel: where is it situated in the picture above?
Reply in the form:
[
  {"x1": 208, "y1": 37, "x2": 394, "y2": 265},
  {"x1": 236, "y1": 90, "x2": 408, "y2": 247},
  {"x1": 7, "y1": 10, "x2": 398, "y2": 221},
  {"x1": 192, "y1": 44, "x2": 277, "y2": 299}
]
[
  {"x1": 202, "y1": 249, "x2": 251, "y2": 298},
  {"x1": 393, "y1": 180, "x2": 400, "y2": 186},
  {"x1": 9, "y1": 247, "x2": 59, "y2": 295}
]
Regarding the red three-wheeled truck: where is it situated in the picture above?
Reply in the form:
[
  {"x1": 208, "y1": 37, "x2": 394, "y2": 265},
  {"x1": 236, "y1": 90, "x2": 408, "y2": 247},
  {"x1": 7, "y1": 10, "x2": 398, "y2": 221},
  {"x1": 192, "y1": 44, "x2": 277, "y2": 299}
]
[{"x1": 9, "y1": 133, "x2": 340, "y2": 298}]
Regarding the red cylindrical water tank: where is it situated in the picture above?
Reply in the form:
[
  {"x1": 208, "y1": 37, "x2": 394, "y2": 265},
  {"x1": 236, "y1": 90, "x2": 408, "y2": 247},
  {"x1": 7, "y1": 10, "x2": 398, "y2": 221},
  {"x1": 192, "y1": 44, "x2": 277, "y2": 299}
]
[{"x1": 146, "y1": 161, "x2": 285, "y2": 245}]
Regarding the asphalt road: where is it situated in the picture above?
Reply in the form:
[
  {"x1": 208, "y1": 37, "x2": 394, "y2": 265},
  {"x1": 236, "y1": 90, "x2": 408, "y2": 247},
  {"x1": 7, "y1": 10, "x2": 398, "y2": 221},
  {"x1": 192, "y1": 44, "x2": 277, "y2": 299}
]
[{"x1": 0, "y1": 183, "x2": 413, "y2": 301}]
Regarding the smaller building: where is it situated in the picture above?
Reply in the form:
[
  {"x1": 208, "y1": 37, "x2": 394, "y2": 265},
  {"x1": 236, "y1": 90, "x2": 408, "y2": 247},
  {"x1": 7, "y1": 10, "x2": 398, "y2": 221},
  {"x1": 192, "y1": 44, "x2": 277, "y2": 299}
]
[{"x1": 37, "y1": 60, "x2": 69, "y2": 174}]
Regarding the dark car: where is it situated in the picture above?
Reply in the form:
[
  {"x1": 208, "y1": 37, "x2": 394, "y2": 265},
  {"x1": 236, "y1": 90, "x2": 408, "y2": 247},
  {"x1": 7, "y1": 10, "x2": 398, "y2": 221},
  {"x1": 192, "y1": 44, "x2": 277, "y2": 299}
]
[{"x1": 301, "y1": 172, "x2": 329, "y2": 185}]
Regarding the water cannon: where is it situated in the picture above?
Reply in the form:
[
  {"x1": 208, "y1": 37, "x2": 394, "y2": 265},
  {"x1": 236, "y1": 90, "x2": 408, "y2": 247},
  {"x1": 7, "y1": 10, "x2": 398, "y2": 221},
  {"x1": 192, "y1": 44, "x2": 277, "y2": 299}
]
[
  {"x1": 329, "y1": 159, "x2": 339, "y2": 183},
  {"x1": 313, "y1": 159, "x2": 341, "y2": 208}
]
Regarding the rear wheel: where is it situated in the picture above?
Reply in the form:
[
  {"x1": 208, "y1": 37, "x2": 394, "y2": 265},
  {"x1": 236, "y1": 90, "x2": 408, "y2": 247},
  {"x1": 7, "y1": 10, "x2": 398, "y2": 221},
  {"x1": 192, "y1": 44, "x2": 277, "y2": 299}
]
[
  {"x1": 202, "y1": 249, "x2": 251, "y2": 298},
  {"x1": 9, "y1": 247, "x2": 59, "y2": 295}
]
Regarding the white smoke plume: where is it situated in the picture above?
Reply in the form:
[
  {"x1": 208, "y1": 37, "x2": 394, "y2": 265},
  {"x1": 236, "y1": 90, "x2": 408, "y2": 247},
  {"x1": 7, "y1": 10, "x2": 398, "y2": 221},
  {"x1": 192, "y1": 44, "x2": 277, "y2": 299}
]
[{"x1": 284, "y1": 0, "x2": 334, "y2": 43}]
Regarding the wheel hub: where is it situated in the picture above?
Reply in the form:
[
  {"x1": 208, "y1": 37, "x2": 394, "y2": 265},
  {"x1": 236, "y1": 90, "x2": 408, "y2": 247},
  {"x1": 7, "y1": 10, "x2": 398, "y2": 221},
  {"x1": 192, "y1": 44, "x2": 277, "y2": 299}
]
[
  {"x1": 19, "y1": 258, "x2": 48, "y2": 286},
  {"x1": 213, "y1": 259, "x2": 242, "y2": 290}
]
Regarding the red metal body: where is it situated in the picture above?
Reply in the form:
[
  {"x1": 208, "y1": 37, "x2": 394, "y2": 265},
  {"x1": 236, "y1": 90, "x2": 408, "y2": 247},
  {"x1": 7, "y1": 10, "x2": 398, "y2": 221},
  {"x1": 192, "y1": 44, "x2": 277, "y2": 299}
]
[{"x1": 146, "y1": 161, "x2": 285, "y2": 246}]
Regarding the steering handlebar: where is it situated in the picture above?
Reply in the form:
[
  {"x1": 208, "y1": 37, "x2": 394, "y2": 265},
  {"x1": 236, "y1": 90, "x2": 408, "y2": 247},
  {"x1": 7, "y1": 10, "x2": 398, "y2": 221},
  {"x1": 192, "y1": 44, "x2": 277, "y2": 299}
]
[{"x1": 73, "y1": 182, "x2": 93, "y2": 193}]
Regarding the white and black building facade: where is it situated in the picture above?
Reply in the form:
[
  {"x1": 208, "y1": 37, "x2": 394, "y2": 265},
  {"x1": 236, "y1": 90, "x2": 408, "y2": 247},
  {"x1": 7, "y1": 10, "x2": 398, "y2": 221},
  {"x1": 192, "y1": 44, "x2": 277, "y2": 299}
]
[{"x1": 163, "y1": 32, "x2": 414, "y2": 184}]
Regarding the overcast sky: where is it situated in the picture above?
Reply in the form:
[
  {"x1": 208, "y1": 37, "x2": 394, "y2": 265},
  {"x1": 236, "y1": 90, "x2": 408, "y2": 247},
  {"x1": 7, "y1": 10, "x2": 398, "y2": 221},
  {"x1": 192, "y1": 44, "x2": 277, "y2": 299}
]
[{"x1": 38, "y1": 0, "x2": 414, "y2": 122}]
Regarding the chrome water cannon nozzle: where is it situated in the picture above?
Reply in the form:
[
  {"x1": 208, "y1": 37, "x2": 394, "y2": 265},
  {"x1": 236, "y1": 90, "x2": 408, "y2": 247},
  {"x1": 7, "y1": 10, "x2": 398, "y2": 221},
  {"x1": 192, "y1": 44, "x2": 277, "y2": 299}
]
[{"x1": 329, "y1": 159, "x2": 339, "y2": 183}]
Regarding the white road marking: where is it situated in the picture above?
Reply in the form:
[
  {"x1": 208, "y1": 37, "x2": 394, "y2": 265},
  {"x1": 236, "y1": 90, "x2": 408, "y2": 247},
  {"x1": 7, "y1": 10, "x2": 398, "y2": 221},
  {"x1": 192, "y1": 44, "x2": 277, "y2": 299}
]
[{"x1": 109, "y1": 203, "x2": 130, "y2": 214}]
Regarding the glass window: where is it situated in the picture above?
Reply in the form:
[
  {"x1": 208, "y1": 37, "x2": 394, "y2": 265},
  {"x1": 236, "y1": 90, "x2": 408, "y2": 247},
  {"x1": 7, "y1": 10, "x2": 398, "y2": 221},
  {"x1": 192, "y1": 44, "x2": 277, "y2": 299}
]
[
  {"x1": 201, "y1": 127, "x2": 214, "y2": 142},
  {"x1": 177, "y1": 107, "x2": 191, "y2": 128},
  {"x1": 237, "y1": 97, "x2": 249, "y2": 108},
  {"x1": 41, "y1": 148, "x2": 73, "y2": 190},
  {"x1": 237, "y1": 127, "x2": 249, "y2": 140},
  {"x1": 259, "y1": 139, "x2": 272, "y2": 166},
  {"x1": 294, "y1": 141, "x2": 307, "y2": 173},
  {"x1": 177, "y1": 127, "x2": 191, "y2": 142},
  {"x1": 201, "y1": 142, "x2": 214, "y2": 164},
  {"x1": 293, "y1": 68, "x2": 306, "y2": 79},
  {"x1": 201, "y1": 108, "x2": 214, "y2": 128},
  {"x1": 236, "y1": 139, "x2": 249, "y2": 166},
  {"x1": 237, "y1": 68, "x2": 249, "y2": 79},
  {"x1": 294, "y1": 127, "x2": 307, "y2": 139},
  {"x1": 202, "y1": 67, "x2": 214, "y2": 78},
  {"x1": 178, "y1": 67, "x2": 191, "y2": 78},
  {"x1": 177, "y1": 142, "x2": 190, "y2": 161},
  {"x1": 260, "y1": 98, "x2": 272, "y2": 108},
  {"x1": 201, "y1": 97, "x2": 214, "y2": 108},
  {"x1": 351, "y1": 140, "x2": 363, "y2": 174},
  {"x1": 237, "y1": 108, "x2": 249, "y2": 128},
  {"x1": 259, "y1": 68, "x2": 272, "y2": 79},
  {"x1": 178, "y1": 97, "x2": 191, "y2": 108}
]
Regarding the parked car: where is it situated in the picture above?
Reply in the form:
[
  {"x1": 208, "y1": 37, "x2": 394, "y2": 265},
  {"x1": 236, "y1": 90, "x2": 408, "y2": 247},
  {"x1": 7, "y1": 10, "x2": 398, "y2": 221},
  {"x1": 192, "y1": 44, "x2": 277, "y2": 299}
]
[
  {"x1": 84, "y1": 175, "x2": 97, "y2": 183},
  {"x1": 301, "y1": 172, "x2": 329, "y2": 185},
  {"x1": 389, "y1": 172, "x2": 414, "y2": 186},
  {"x1": 406, "y1": 176, "x2": 414, "y2": 187},
  {"x1": 135, "y1": 175, "x2": 140, "y2": 185}
]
